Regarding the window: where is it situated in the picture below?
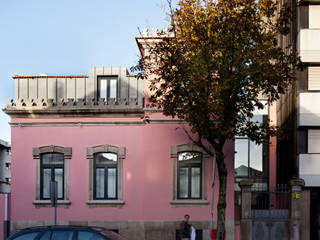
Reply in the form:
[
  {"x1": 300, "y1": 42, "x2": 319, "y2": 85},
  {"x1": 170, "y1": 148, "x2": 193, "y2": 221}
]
[
  {"x1": 234, "y1": 109, "x2": 268, "y2": 179},
  {"x1": 308, "y1": 129, "x2": 320, "y2": 153},
  {"x1": 170, "y1": 143, "x2": 209, "y2": 205},
  {"x1": 32, "y1": 145, "x2": 71, "y2": 207},
  {"x1": 98, "y1": 77, "x2": 118, "y2": 100},
  {"x1": 178, "y1": 152, "x2": 202, "y2": 199},
  {"x1": 40, "y1": 153, "x2": 64, "y2": 200},
  {"x1": 309, "y1": 5, "x2": 320, "y2": 29},
  {"x1": 77, "y1": 231, "x2": 105, "y2": 240},
  {"x1": 234, "y1": 137, "x2": 267, "y2": 178},
  {"x1": 51, "y1": 231, "x2": 73, "y2": 240},
  {"x1": 234, "y1": 101, "x2": 269, "y2": 213},
  {"x1": 12, "y1": 232, "x2": 40, "y2": 240},
  {"x1": 308, "y1": 67, "x2": 320, "y2": 91},
  {"x1": 94, "y1": 153, "x2": 118, "y2": 199},
  {"x1": 86, "y1": 144, "x2": 125, "y2": 207}
]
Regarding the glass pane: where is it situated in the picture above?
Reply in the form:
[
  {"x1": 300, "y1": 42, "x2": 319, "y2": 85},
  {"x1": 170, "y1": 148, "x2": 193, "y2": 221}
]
[
  {"x1": 95, "y1": 153, "x2": 117, "y2": 164},
  {"x1": 42, "y1": 168, "x2": 51, "y2": 199},
  {"x1": 78, "y1": 231, "x2": 105, "y2": 240},
  {"x1": 249, "y1": 141, "x2": 263, "y2": 177},
  {"x1": 99, "y1": 79, "x2": 107, "y2": 99},
  {"x1": 191, "y1": 167, "x2": 200, "y2": 198},
  {"x1": 251, "y1": 115, "x2": 263, "y2": 125},
  {"x1": 13, "y1": 232, "x2": 40, "y2": 240},
  {"x1": 109, "y1": 79, "x2": 117, "y2": 98},
  {"x1": 39, "y1": 231, "x2": 51, "y2": 240},
  {"x1": 235, "y1": 138, "x2": 249, "y2": 177},
  {"x1": 108, "y1": 168, "x2": 116, "y2": 198},
  {"x1": 96, "y1": 168, "x2": 105, "y2": 198},
  {"x1": 54, "y1": 168, "x2": 63, "y2": 198},
  {"x1": 178, "y1": 152, "x2": 201, "y2": 163},
  {"x1": 42, "y1": 153, "x2": 64, "y2": 165},
  {"x1": 179, "y1": 167, "x2": 189, "y2": 198},
  {"x1": 51, "y1": 231, "x2": 73, "y2": 240}
]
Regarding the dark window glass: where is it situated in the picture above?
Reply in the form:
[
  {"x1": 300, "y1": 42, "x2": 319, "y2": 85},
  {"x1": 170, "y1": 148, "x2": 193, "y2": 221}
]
[
  {"x1": 178, "y1": 152, "x2": 202, "y2": 199},
  {"x1": 40, "y1": 153, "x2": 64, "y2": 200},
  {"x1": 39, "y1": 231, "x2": 51, "y2": 240},
  {"x1": 94, "y1": 152, "x2": 118, "y2": 199},
  {"x1": 13, "y1": 232, "x2": 40, "y2": 240},
  {"x1": 78, "y1": 231, "x2": 106, "y2": 240},
  {"x1": 98, "y1": 77, "x2": 118, "y2": 100},
  {"x1": 51, "y1": 231, "x2": 73, "y2": 240}
]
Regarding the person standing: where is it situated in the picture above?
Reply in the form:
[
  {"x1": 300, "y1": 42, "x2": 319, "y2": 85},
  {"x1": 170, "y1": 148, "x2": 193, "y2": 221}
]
[{"x1": 180, "y1": 214, "x2": 191, "y2": 240}]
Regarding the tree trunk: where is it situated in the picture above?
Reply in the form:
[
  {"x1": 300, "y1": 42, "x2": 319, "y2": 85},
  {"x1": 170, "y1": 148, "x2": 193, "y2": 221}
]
[{"x1": 215, "y1": 146, "x2": 228, "y2": 240}]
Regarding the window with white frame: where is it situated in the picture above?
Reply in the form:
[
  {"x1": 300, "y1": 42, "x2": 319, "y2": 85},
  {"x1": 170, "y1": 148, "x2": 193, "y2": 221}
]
[{"x1": 98, "y1": 77, "x2": 118, "y2": 100}]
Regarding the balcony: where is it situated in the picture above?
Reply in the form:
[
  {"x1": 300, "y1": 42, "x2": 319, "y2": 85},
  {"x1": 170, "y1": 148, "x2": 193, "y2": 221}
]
[
  {"x1": 298, "y1": 92, "x2": 320, "y2": 126},
  {"x1": 298, "y1": 29, "x2": 320, "y2": 63},
  {"x1": 299, "y1": 154, "x2": 320, "y2": 186}
]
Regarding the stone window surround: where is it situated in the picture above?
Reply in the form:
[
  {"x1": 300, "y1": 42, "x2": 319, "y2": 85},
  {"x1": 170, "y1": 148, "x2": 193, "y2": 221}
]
[
  {"x1": 86, "y1": 144, "x2": 125, "y2": 207},
  {"x1": 32, "y1": 145, "x2": 72, "y2": 208},
  {"x1": 170, "y1": 143, "x2": 210, "y2": 206}
]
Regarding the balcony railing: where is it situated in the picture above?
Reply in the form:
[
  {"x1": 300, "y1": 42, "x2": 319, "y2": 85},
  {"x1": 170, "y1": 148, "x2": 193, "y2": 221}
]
[
  {"x1": 299, "y1": 154, "x2": 320, "y2": 186},
  {"x1": 298, "y1": 29, "x2": 320, "y2": 63},
  {"x1": 5, "y1": 97, "x2": 145, "y2": 117}
]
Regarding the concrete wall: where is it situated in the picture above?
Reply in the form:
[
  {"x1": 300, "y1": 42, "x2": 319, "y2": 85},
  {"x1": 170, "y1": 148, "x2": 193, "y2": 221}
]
[
  {"x1": 9, "y1": 113, "x2": 235, "y2": 239},
  {"x1": 269, "y1": 102, "x2": 277, "y2": 191}
]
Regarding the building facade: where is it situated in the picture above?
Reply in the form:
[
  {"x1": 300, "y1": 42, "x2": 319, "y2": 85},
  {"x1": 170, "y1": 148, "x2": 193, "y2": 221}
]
[
  {"x1": 277, "y1": 0, "x2": 320, "y2": 239},
  {"x1": 0, "y1": 140, "x2": 11, "y2": 240},
  {"x1": 3, "y1": 36, "x2": 236, "y2": 240},
  {"x1": 0, "y1": 139, "x2": 10, "y2": 194}
]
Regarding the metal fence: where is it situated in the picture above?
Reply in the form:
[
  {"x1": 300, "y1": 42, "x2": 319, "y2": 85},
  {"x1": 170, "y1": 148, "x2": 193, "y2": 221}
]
[
  {"x1": 251, "y1": 184, "x2": 290, "y2": 210},
  {"x1": 251, "y1": 184, "x2": 290, "y2": 240}
]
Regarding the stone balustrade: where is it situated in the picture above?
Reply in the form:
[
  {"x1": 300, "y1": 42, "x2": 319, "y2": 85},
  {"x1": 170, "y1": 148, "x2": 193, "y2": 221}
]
[{"x1": 6, "y1": 97, "x2": 142, "y2": 110}]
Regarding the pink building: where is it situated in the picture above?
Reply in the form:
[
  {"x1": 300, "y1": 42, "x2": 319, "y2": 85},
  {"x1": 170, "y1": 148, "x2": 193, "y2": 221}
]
[{"x1": 3, "y1": 35, "x2": 236, "y2": 240}]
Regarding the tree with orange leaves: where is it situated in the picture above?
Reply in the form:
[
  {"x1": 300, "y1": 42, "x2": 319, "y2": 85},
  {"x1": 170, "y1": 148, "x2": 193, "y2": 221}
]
[{"x1": 134, "y1": 0, "x2": 300, "y2": 238}]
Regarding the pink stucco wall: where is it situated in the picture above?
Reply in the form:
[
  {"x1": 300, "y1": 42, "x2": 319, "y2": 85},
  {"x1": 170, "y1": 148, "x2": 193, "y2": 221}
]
[
  {"x1": 9, "y1": 114, "x2": 235, "y2": 223},
  {"x1": 269, "y1": 102, "x2": 277, "y2": 192}
]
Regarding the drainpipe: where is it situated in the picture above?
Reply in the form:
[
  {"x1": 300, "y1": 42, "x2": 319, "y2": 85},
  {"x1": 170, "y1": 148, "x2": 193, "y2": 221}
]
[
  {"x1": 210, "y1": 155, "x2": 217, "y2": 239},
  {"x1": 4, "y1": 193, "x2": 10, "y2": 239}
]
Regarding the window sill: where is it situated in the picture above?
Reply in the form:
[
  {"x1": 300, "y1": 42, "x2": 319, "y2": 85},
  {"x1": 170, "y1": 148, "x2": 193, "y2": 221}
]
[
  {"x1": 170, "y1": 200, "x2": 209, "y2": 207},
  {"x1": 86, "y1": 200, "x2": 125, "y2": 208},
  {"x1": 33, "y1": 200, "x2": 71, "y2": 208}
]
